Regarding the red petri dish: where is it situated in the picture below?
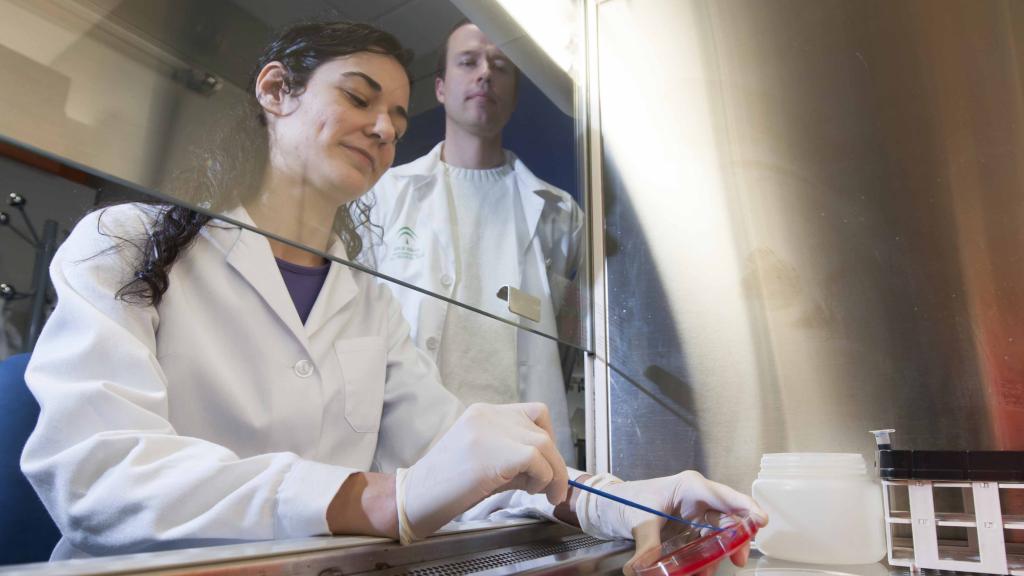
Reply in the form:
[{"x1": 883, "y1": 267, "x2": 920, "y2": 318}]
[{"x1": 633, "y1": 515, "x2": 758, "y2": 576}]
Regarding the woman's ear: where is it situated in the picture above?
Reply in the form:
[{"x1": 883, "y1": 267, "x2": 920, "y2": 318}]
[{"x1": 255, "y1": 62, "x2": 299, "y2": 118}]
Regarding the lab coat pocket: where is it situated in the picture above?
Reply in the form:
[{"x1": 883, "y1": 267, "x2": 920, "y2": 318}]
[{"x1": 335, "y1": 337, "x2": 387, "y2": 433}]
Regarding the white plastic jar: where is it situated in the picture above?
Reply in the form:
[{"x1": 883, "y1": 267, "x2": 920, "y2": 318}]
[{"x1": 751, "y1": 453, "x2": 886, "y2": 565}]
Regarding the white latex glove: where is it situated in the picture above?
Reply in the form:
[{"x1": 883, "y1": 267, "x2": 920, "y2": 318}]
[
  {"x1": 396, "y1": 403, "x2": 568, "y2": 543},
  {"x1": 576, "y1": 471, "x2": 768, "y2": 576}
]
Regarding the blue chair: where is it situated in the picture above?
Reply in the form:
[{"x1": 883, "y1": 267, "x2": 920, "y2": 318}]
[{"x1": 0, "y1": 353, "x2": 61, "y2": 564}]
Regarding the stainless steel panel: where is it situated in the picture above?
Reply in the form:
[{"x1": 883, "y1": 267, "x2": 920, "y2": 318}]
[{"x1": 594, "y1": 0, "x2": 1023, "y2": 491}]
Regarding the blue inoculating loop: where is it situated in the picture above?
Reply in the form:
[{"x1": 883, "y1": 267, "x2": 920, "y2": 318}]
[{"x1": 568, "y1": 479, "x2": 727, "y2": 533}]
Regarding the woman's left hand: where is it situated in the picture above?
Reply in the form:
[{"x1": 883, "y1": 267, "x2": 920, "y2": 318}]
[{"x1": 574, "y1": 471, "x2": 768, "y2": 576}]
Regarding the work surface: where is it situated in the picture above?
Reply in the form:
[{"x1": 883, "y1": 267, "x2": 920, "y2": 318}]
[
  {"x1": 0, "y1": 523, "x2": 1001, "y2": 576},
  {"x1": 0, "y1": 519, "x2": 632, "y2": 576},
  {"x1": 717, "y1": 552, "x2": 989, "y2": 576}
]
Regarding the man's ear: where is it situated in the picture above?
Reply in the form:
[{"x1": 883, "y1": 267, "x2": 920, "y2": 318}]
[
  {"x1": 255, "y1": 62, "x2": 299, "y2": 118},
  {"x1": 434, "y1": 76, "x2": 446, "y2": 105}
]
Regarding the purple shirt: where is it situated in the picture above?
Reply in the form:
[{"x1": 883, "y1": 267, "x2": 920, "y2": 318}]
[{"x1": 276, "y1": 258, "x2": 330, "y2": 324}]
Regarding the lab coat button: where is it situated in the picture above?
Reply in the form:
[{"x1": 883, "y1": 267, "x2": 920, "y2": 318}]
[
  {"x1": 426, "y1": 337, "x2": 439, "y2": 351},
  {"x1": 293, "y1": 359, "x2": 315, "y2": 378},
  {"x1": 440, "y1": 274, "x2": 453, "y2": 287}
]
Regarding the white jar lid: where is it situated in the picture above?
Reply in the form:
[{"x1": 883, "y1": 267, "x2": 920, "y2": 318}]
[{"x1": 758, "y1": 452, "x2": 868, "y2": 476}]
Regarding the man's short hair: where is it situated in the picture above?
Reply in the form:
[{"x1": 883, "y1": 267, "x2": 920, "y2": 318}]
[{"x1": 436, "y1": 18, "x2": 473, "y2": 81}]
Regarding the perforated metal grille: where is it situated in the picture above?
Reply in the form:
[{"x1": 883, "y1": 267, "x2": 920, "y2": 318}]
[{"x1": 399, "y1": 534, "x2": 605, "y2": 576}]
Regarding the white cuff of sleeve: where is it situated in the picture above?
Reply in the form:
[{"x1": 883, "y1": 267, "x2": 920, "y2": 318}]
[
  {"x1": 575, "y1": 472, "x2": 626, "y2": 541},
  {"x1": 395, "y1": 468, "x2": 419, "y2": 545},
  {"x1": 276, "y1": 460, "x2": 356, "y2": 538}
]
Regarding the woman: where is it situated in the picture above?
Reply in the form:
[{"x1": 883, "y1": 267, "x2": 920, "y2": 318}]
[{"x1": 20, "y1": 21, "x2": 765, "y2": 570}]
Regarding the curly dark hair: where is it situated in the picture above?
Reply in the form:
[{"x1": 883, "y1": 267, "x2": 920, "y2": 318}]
[{"x1": 115, "y1": 20, "x2": 413, "y2": 306}]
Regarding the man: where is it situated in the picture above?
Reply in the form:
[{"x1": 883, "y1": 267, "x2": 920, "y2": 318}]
[{"x1": 364, "y1": 21, "x2": 583, "y2": 464}]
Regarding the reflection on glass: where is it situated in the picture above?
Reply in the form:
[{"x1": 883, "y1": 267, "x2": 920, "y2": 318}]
[
  {"x1": 385, "y1": 280, "x2": 586, "y2": 468},
  {"x1": 363, "y1": 10, "x2": 587, "y2": 350},
  {"x1": 0, "y1": 4, "x2": 590, "y2": 568},
  {"x1": 0, "y1": 0, "x2": 588, "y2": 350},
  {"x1": 359, "y1": 20, "x2": 586, "y2": 452}
]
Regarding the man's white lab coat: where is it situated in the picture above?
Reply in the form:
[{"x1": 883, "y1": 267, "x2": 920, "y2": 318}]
[
  {"x1": 20, "y1": 204, "x2": 462, "y2": 557},
  {"x1": 363, "y1": 143, "x2": 585, "y2": 463}
]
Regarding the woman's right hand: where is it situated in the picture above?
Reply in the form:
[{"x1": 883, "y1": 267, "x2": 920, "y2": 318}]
[{"x1": 398, "y1": 402, "x2": 569, "y2": 541}]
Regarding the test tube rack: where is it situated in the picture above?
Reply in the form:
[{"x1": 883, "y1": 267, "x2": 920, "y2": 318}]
[
  {"x1": 871, "y1": 431, "x2": 1024, "y2": 574},
  {"x1": 881, "y1": 478, "x2": 1023, "y2": 574}
]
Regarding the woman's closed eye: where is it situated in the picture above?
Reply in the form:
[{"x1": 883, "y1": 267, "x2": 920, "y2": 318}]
[{"x1": 344, "y1": 90, "x2": 369, "y2": 108}]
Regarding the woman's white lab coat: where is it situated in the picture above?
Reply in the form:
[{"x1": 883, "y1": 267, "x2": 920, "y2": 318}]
[
  {"x1": 363, "y1": 143, "x2": 585, "y2": 463},
  {"x1": 20, "y1": 204, "x2": 462, "y2": 557}
]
